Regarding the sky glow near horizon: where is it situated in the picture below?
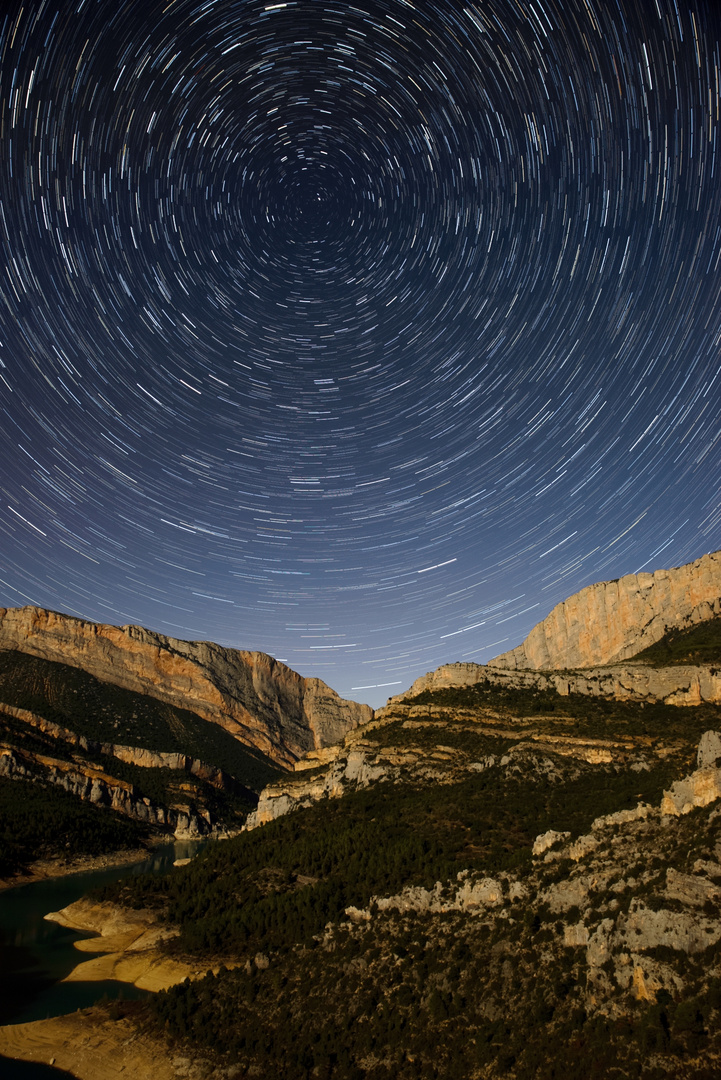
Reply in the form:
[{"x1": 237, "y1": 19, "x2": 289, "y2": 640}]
[{"x1": 0, "y1": 0, "x2": 720, "y2": 708}]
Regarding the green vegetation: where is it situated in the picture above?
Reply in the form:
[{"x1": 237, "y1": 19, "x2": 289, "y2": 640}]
[
  {"x1": 0, "y1": 649, "x2": 281, "y2": 792},
  {"x1": 94, "y1": 676, "x2": 721, "y2": 1078},
  {"x1": 7, "y1": 656, "x2": 717, "y2": 1076},
  {"x1": 149, "y1": 877, "x2": 721, "y2": 1080},
  {"x1": 362, "y1": 718, "x2": 516, "y2": 757},
  {"x1": 630, "y1": 616, "x2": 721, "y2": 666},
  {"x1": 100, "y1": 742, "x2": 681, "y2": 956},
  {"x1": 0, "y1": 775, "x2": 149, "y2": 877},
  {"x1": 401, "y1": 681, "x2": 721, "y2": 747}
]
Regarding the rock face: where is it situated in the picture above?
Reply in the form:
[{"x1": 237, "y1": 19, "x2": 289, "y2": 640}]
[
  {"x1": 491, "y1": 549, "x2": 721, "y2": 671},
  {"x1": 0, "y1": 745, "x2": 211, "y2": 838},
  {"x1": 1, "y1": 703, "x2": 236, "y2": 792},
  {"x1": 392, "y1": 658, "x2": 721, "y2": 706},
  {"x1": 0, "y1": 607, "x2": 372, "y2": 767},
  {"x1": 661, "y1": 766, "x2": 721, "y2": 817}
]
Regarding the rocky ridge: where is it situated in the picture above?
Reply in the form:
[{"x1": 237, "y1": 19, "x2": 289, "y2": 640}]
[
  {"x1": 0, "y1": 743, "x2": 214, "y2": 838},
  {"x1": 0, "y1": 606, "x2": 373, "y2": 767},
  {"x1": 393, "y1": 657, "x2": 721, "y2": 706},
  {"x1": 12, "y1": 722, "x2": 721, "y2": 1080},
  {"x1": 490, "y1": 548, "x2": 721, "y2": 671},
  {"x1": 239, "y1": 726, "x2": 721, "y2": 1058},
  {"x1": 1, "y1": 702, "x2": 234, "y2": 790},
  {"x1": 388, "y1": 550, "x2": 721, "y2": 709},
  {"x1": 244, "y1": 699, "x2": 660, "y2": 829}
]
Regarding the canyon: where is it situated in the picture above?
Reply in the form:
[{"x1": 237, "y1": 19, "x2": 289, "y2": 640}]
[
  {"x1": 0, "y1": 606, "x2": 372, "y2": 768},
  {"x1": 2, "y1": 549, "x2": 721, "y2": 1079}
]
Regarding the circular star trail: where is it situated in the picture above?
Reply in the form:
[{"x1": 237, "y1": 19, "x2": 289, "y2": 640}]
[{"x1": 0, "y1": 0, "x2": 720, "y2": 706}]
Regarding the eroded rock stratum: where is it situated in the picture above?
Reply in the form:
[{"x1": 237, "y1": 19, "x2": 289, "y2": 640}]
[
  {"x1": 0, "y1": 606, "x2": 372, "y2": 767},
  {"x1": 491, "y1": 548, "x2": 721, "y2": 670}
]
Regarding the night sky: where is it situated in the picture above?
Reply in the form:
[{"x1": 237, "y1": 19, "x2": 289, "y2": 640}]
[{"x1": 0, "y1": 0, "x2": 719, "y2": 708}]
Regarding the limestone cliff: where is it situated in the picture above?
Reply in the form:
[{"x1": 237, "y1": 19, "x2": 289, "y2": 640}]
[
  {"x1": 0, "y1": 607, "x2": 373, "y2": 767},
  {"x1": 491, "y1": 549, "x2": 721, "y2": 671},
  {"x1": 0, "y1": 745, "x2": 211, "y2": 838},
  {"x1": 392, "y1": 658, "x2": 721, "y2": 706}
]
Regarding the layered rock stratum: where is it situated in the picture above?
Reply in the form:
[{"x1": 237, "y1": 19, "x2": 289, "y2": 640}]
[
  {"x1": 394, "y1": 658, "x2": 721, "y2": 706},
  {"x1": 0, "y1": 607, "x2": 372, "y2": 767},
  {"x1": 491, "y1": 548, "x2": 721, "y2": 670},
  {"x1": 389, "y1": 550, "x2": 721, "y2": 707}
]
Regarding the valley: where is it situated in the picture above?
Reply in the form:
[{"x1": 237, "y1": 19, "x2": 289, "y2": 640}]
[{"x1": 1, "y1": 552, "x2": 721, "y2": 1078}]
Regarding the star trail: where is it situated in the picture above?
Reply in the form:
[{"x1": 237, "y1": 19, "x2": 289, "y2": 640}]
[{"x1": 0, "y1": 0, "x2": 720, "y2": 707}]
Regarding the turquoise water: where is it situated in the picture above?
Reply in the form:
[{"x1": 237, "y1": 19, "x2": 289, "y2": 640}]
[{"x1": 0, "y1": 840, "x2": 205, "y2": 1077}]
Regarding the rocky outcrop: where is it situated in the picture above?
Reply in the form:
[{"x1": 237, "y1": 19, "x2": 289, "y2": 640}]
[
  {"x1": 617, "y1": 898, "x2": 721, "y2": 954},
  {"x1": 244, "y1": 706, "x2": 644, "y2": 831},
  {"x1": 0, "y1": 745, "x2": 212, "y2": 838},
  {"x1": 392, "y1": 658, "x2": 721, "y2": 706},
  {"x1": 346, "y1": 871, "x2": 526, "y2": 922},
  {"x1": 0, "y1": 607, "x2": 373, "y2": 767},
  {"x1": 661, "y1": 729, "x2": 721, "y2": 816},
  {"x1": 661, "y1": 768, "x2": 721, "y2": 816},
  {"x1": 532, "y1": 829, "x2": 571, "y2": 856},
  {"x1": 490, "y1": 549, "x2": 721, "y2": 671},
  {"x1": 1, "y1": 703, "x2": 236, "y2": 791}
]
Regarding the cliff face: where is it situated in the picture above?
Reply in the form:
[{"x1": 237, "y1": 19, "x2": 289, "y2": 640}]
[
  {"x1": 392, "y1": 659, "x2": 721, "y2": 706},
  {"x1": 0, "y1": 745, "x2": 211, "y2": 838},
  {"x1": 490, "y1": 550, "x2": 721, "y2": 671},
  {"x1": 0, "y1": 607, "x2": 372, "y2": 767}
]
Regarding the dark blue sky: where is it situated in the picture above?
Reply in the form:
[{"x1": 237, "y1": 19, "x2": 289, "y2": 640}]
[{"x1": 0, "y1": 0, "x2": 719, "y2": 707}]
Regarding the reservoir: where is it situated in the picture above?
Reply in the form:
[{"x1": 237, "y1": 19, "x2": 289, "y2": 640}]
[{"x1": 0, "y1": 840, "x2": 204, "y2": 1079}]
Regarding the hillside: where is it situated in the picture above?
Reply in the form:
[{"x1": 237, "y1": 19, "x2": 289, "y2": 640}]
[
  {"x1": 0, "y1": 608, "x2": 372, "y2": 879},
  {"x1": 392, "y1": 552, "x2": 721, "y2": 710},
  {"x1": 0, "y1": 647, "x2": 283, "y2": 878},
  {"x1": 3, "y1": 552, "x2": 721, "y2": 1078},
  {"x1": 41, "y1": 676, "x2": 721, "y2": 1079},
  {"x1": 631, "y1": 616, "x2": 721, "y2": 667}
]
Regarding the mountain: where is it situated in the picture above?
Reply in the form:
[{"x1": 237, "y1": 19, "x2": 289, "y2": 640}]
[
  {"x1": 491, "y1": 548, "x2": 721, "y2": 671},
  {"x1": 0, "y1": 608, "x2": 371, "y2": 878},
  {"x1": 0, "y1": 607, "x2": 372, "y2": 766},
  {"x1": 2, "y1": 552, "x2": 721, "y2": 1080},
  {"x1": 395, "y1": 550, "x2": 721, "y2": 708}
]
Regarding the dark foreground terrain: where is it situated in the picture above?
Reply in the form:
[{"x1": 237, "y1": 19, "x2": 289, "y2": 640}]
[{"x1": 84, "y1": 675, "x2": 721, "y2": 1080}]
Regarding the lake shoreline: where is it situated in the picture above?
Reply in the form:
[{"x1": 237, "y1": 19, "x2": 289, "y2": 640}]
[
  {"x1": 0, "y1": 839, "x2": 219, "y2": 1078},
  {"x1": 0, "y1": 1006, "x2": 190, "y2": 1080},
  {"x1": 45, "y1": 895, "x2": 228, "y2": 990},
  {"x1": 0, "y1": 841, "x2": 169, "y2": 893}
]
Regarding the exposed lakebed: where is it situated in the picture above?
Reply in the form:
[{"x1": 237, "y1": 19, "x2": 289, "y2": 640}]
[{"x1": 0, "y1": 840, "x2": 205, "y2": 1078}]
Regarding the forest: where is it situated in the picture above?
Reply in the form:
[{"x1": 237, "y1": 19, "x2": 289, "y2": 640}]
[{"x1": 91, "y1": 678, "x2": 721, "y2": 1078}]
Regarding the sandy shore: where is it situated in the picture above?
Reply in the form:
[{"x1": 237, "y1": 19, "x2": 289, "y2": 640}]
[
  {"x1": 0, "y1": 898, "x2": 234, "y2": 1078},
  {"x1": 0, "y1": 1008, "x2": 191, "y2": 1079},
  {"x1": 45, "y1": 897, "x2": 220, "y2": 992}
]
